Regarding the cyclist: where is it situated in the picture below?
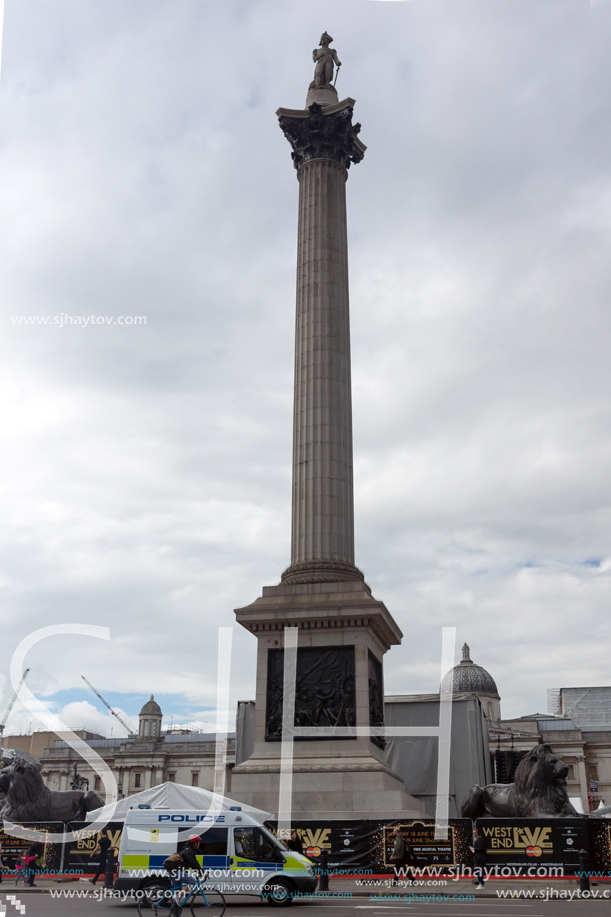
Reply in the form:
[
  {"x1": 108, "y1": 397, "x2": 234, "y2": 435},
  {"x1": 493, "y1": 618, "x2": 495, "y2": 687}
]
[{"x1": 166, "y1": 835, "x2": 206, "y2": 916}]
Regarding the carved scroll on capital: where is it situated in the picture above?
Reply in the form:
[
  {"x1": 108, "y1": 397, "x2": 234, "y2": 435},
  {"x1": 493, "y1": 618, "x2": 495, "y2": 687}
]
[{"x1": 278, "y1": 103, "x2": 365, "y2": 171}]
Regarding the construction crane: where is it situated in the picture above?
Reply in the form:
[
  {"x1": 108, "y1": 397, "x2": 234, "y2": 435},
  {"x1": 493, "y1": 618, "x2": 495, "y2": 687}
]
[
  {"x1": 0, "y1": 669, "x2": 30, "y2": 739},
  {"x1": 81, "y1": 676, "x2": 136, "y2": 735}
]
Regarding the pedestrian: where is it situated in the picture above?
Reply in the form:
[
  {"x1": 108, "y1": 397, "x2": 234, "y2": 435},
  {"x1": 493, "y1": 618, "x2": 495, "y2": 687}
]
[
  {"x1": 14, "y1": 857, "x2": 26, "y2": 887},
  {"x1": 89, "y1": 829, "x2": 112, "y2": 885},
  {"x1": 469, "y1": 828, "x2": 486, "y2": 889},
  {"x1": 286, "y1": 831, "x2": 303, "y2": 854},
  {"x1": 390, "y1": 827, "x2": 414, "y2": 886},
  {"x1": 24, "y1": 842, "x2": 42, "y2": 887},
  {"x1": 401, "y1": 832, "x2": 415, "y2": 885}
]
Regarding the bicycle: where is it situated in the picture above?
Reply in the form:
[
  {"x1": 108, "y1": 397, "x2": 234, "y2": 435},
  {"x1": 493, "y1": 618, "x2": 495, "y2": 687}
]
[{"x1": 137, "y1": 872, "x2": 226, "y2": 917}]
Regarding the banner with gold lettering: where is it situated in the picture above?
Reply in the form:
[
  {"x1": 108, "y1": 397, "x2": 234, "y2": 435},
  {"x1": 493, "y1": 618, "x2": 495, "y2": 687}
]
[
  {"x1": 62, "y1": 821, "x2": 123, "y2": 877},
  {"x1": 476, "y1": 819, "x2": 588, "y2": 871}
]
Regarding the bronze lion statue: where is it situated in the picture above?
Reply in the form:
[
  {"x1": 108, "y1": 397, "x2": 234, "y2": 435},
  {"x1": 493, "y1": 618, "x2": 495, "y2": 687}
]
[
  {"x1": 0, "y1": 760, "x2": 103, "y2": 823},
  {"x1": 461, "y1": 744, "x2": 585, "y2": 819}
]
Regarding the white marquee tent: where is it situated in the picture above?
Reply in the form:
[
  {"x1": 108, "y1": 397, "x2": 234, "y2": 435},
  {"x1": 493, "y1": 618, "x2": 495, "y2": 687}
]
[{"x1": 86, "y1": 782, "x2": 273, "y2": 823}]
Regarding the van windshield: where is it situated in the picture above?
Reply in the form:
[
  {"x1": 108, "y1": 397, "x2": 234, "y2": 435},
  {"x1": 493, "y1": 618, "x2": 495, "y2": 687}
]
[
  {"x1": 262, "y1": 827, "x2": 287, "y2": 851},
  {"x1": 234, "y1": 826, "x2": 285, "y2": 862}
]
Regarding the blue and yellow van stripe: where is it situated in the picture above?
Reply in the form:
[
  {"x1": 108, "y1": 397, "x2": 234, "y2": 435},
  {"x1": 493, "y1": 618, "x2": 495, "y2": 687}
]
[
  {"x1": 233, "y1": 855, "x2": 307, "y2": 873},
  {"x1": 122, "y1": 854, "x2": 308, "y2": 874}
]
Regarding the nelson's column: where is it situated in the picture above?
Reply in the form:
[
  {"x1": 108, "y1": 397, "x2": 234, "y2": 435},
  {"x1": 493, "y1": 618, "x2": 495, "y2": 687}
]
[{"x1": 231, "y1": 35, "x2": 424, "y2": 819}]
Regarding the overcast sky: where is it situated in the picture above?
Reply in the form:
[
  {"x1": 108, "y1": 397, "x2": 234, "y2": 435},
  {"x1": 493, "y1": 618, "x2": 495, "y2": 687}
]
[{"x1": 1, "y1": 0, "x2": 610, "y2": 740}]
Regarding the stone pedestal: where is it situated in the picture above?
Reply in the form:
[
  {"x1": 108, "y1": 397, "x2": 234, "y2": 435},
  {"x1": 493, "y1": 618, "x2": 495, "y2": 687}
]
[
  {"x1": 305, "y1": 84, "x2": 338, "y2": 109},
  {"x1": 231, "y1": 581, "x2": 424, "y2": 819},
  {"x1": 232, "y1": 88, "x2": 423, "y2": 819}
]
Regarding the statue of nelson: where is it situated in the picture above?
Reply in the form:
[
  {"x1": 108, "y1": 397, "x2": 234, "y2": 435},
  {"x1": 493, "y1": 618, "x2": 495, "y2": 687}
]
[{"x1": 311, "y1": 32, "x2": 341, "y2": 89}]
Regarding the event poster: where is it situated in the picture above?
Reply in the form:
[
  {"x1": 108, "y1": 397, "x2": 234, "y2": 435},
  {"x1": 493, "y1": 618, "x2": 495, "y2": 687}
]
[
  {"x1": 476, "y1": 818, "x2": 590, "y2": 871},
  {"x1": 382, "y1": 822, "x2": 456, "y2": 867},
  {"x1": 0, "y1": 823, "x2": 62, "y2": 873},
  {"x1": 63, "y1": 822, "x2": 123, "y2": 876},
  {"x1": 273, "y1": 819, "x2": 472, "y2": 871}
]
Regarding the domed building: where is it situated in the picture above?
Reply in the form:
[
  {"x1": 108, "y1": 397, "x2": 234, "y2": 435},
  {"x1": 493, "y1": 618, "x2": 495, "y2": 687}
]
[
  {"x1": 138, "y1": 695, "x2": 163, "y2": 740},
  {"x1": 441, "y1": 643, "x2": 501, "y2": 722}
]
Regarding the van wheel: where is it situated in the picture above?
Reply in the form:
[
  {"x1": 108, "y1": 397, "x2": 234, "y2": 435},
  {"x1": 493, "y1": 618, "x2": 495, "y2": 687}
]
[{"x1": 264, "y1": 879, "x2": 294, "y2": 906}]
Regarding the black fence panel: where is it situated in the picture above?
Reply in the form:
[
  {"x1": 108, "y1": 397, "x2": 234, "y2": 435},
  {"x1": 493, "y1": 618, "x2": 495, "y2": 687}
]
[
  {"x1": 475, "y1": 818, "x2": 592, "y2": 875},
  {"x1": 63, "y1": 822, "x2": 123, "y2": 877},
  {"x1": 0, "y1": 822, "x2": 63, "y2": 876},
  {"x1": 588, "y1": 819, "x2": 611, "y2": 876},
  {"x1": 270, "y1": 818, "x2": 473, "y2": 873}
]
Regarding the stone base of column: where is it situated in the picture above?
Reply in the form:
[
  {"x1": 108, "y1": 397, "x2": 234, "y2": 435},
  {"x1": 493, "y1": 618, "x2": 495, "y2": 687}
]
[
  {"x1": 230, "y1": 758, "x2": 424, "y2": 821},
  {"x1": 305, "y1": 84, "x2": 338, "y2": 109},
  {"x1": 233, "y1": 580, "x2": 425, "y2": 820}
]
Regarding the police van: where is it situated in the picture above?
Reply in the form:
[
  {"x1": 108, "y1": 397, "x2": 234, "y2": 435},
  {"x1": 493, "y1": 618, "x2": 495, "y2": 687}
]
[{"x1": 114, "y1": 807, "x2": 317, "y2": 906}]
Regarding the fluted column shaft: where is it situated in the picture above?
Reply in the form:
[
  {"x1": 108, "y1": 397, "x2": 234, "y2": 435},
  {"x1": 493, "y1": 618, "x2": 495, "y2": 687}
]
[
  {"x1": 282, "y1": 158, "x2": 362, "y2": 584},
  {"x1": 277, "y1": 100, "x2": 365, "y2": 585}
]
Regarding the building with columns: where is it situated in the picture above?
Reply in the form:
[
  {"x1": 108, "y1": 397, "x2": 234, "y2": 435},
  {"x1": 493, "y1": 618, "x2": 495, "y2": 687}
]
[
  {"x1": 3, "y1": 695, "x2": 235, "y2": 802},
  {"x1": 488, "y1": 714, "x2": 595, "y2": 812}
]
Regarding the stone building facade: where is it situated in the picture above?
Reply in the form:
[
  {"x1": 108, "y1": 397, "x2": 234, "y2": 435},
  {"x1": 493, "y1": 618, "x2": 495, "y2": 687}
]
[
  {"x1": 3, "y1": 696, "x2": 235, "y2": 802},
  {"x1": 488, "y1": 714, "x2": 601, "y2": 813},
  {"x1": 1, "y1": 729, "x2": 101, "y2": 761},
  {"x1": 441, "y1": 645, "x2": 611, "y2": 814}
]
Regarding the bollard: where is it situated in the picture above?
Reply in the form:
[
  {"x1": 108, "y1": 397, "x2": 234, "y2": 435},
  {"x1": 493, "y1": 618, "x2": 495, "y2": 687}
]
[
  {"x1": 318, "y1": 850, "x2": 329, "y2": 892},
  {"x1": 104, "y1": 850, "x2": 117, "y2": 889},
  {"x1": 578, "y1": 849, "x2": 590, "y2": 893}
]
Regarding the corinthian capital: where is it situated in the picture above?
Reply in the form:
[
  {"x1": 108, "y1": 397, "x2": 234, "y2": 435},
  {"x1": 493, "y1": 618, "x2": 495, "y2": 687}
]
[{"x1": 278, "y1": 100, "x2": 366, "y2": 172}]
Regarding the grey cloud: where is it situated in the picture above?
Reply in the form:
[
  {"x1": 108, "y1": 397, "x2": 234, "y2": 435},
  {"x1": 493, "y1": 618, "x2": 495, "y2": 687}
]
[{"x1": 1, "y1": 0, "x2": 610, "y2": 729}]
